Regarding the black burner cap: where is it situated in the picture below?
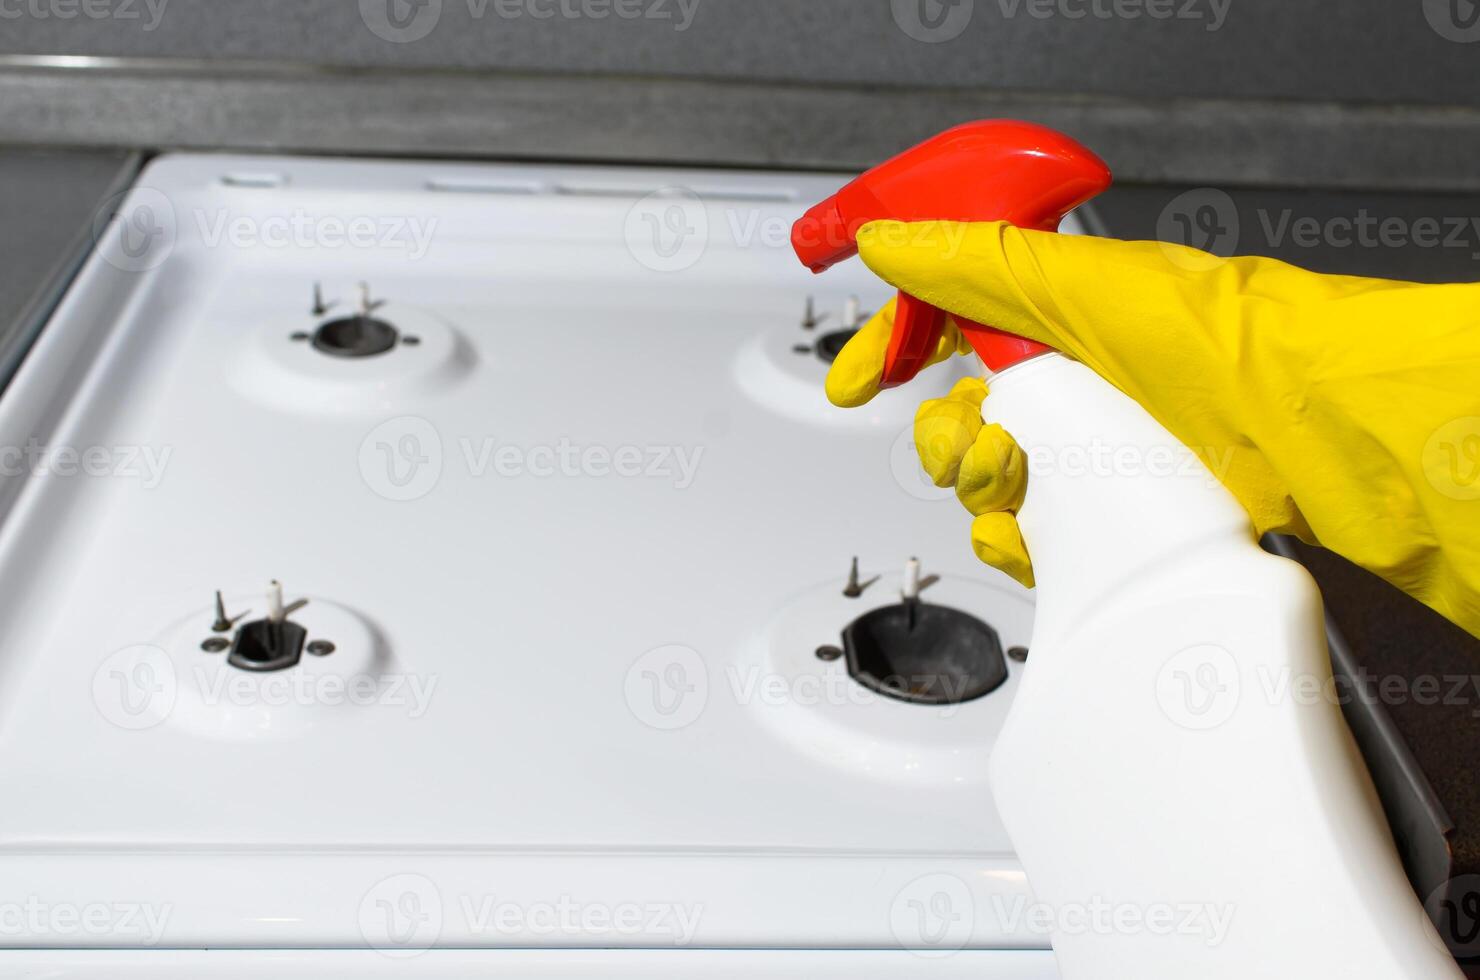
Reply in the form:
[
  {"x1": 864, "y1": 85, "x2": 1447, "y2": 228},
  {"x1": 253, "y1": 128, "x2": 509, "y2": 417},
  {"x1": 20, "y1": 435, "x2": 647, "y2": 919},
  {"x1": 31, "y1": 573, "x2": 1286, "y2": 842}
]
[
  {"x1": 815, "y1": 328, "x2": 857, "y2": 364},
  {"x1": 311, "y1": 315, "x2": 399, "y2": 358},
  {"x1": 842, "y1": 602, "x2": 1008, "y2": 705}
]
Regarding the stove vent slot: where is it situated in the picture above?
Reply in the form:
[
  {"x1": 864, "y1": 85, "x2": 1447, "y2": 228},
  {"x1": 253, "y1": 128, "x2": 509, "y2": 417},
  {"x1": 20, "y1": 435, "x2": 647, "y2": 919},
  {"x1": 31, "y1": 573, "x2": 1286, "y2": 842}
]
[
  {"x1": 427, "y1": 177, "x2": 545, "y2": 195},
  {"x1": 220, "y1": 171, "x2": 288, "y2": 189},
  {"x1": 687, "y1": 186, "x2": 800, "y2": 203},
  {"x1": 552, "y1": 182, "x2": 798, "y2": 204}
]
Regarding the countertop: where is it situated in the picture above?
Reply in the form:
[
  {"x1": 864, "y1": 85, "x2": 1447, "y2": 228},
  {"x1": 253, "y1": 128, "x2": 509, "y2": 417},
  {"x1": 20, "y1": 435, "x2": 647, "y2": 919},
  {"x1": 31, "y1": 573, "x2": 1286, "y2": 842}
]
[{"x1": 0, "y1": 147, "x2": 138, "y2": 378}]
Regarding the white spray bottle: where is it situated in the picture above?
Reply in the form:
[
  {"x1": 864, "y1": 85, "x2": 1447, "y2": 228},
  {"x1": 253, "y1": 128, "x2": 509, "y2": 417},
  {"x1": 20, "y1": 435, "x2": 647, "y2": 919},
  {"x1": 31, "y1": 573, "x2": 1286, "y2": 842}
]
[{"x1": 792, "y1": 119, "x2": 1462, "y2": 978}]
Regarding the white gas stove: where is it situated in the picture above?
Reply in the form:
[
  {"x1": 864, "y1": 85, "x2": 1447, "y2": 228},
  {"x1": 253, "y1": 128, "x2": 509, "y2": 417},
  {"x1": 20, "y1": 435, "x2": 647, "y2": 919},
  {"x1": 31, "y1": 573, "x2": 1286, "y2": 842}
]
[{"x1": 0, "y1": 153, "x2": 1086, "y2": 976}]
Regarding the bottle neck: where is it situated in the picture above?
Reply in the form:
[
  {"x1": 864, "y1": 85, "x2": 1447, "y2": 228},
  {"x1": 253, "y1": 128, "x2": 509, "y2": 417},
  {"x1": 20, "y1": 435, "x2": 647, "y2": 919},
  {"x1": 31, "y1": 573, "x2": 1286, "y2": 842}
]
[
  {"x1": 984, "y1": 348, "x2": 1058, "y2": 382},
  {"x1": 958, "y1": 320, "x2": 1054, "y2": 373}
]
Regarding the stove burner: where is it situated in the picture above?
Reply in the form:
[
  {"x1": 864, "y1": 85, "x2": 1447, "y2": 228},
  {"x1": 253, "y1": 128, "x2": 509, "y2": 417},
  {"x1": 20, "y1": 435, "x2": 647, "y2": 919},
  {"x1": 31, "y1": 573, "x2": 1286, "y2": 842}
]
[
  {"x1": 790, "y1": 294, "x2": 868, "y2": 364},
  {"x1": 229, "y1": 618, "x2": 308, "y2": 672},
  {"x1": 842, "y1": 601, "x2": 1007, "y2": 706},
  {"x1": 814, "y1": 329, "x2": 857, "y2": 364},
  {"x1": 199, "y1": 580, "x2": 331, "y2": 673},
  {"x1": 310, "y1": 315, "x2": 400, "y2": 358}
]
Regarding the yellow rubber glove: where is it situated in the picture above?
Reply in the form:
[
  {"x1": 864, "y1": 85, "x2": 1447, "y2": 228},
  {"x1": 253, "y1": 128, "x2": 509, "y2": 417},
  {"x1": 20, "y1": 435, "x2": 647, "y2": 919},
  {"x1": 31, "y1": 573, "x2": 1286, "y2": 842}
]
[{"x1": 827, "y1": 219, "x2": 1480, "y2": 640}]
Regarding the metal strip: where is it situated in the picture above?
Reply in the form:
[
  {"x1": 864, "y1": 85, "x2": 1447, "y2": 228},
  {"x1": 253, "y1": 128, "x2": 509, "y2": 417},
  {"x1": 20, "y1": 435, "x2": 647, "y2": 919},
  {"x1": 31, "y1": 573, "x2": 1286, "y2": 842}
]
[
  {"x1": 1264, "y1": 533, "x2": 1456, "y2": 908},
  {"x1": 0, "y1": 150, "x2": 145, "y2": 396}
]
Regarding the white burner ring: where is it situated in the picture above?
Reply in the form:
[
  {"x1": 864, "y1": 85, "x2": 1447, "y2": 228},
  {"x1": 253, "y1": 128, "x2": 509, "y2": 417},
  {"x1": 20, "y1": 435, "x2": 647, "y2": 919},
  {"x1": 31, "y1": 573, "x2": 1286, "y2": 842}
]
[
  {"x1": 229, "y1": 303, "x2": 475, "y2": 415},
  {"x1": 738, "y1": 571, "x2": 1033, "y2": 786},
  {"x1": 153, "y1": 594, "x2": 402, "y2": 742}
]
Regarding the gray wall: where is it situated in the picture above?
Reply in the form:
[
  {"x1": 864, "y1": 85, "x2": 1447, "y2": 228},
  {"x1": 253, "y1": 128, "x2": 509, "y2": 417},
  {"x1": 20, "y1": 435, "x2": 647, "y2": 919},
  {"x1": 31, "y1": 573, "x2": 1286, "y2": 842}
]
[
  {"x1": 2, "y1": 0, "x2": 1476, "y2": 106},
  {"x1": 1, "y1": 0, "x2": 1478, "y2": 188}
]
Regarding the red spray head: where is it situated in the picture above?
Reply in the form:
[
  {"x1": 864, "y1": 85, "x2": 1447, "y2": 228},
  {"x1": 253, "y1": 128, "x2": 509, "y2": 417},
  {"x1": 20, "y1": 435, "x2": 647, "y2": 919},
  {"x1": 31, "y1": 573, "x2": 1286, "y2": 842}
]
[{"x1": 791, "y1": 120, "x2": 1111, "y2": 384}]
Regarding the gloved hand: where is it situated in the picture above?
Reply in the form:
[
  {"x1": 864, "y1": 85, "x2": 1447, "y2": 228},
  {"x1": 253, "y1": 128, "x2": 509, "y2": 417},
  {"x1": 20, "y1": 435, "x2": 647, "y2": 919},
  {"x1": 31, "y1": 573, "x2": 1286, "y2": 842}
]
[{"x1": 827, "y1": 219, "x2": 1480, "y2": 640}]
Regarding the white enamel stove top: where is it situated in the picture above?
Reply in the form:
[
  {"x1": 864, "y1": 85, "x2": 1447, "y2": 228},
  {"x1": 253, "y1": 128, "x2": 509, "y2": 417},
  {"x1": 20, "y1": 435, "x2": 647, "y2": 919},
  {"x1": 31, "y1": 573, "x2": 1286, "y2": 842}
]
[{"x1": 0, "y1": 154, "x2": 1077, "y2": 976}]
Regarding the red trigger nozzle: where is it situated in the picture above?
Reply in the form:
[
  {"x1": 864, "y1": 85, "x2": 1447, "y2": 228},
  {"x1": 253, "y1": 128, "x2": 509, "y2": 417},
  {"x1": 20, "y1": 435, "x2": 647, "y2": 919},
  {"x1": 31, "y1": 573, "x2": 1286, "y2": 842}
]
[{"x1": 789, "y1": 120, "x2": 1111, "y2": 383}]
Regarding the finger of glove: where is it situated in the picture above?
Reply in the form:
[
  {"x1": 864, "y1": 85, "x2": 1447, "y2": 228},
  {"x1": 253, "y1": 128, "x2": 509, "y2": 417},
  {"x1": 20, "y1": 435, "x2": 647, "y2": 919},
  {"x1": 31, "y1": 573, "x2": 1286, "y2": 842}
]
[
  {"x1": 852, "y1": 218, "x2": 1364, "y2": 417},
  {"x1": 825, "y1": 294, "x2": 964, "y2": 408},
  {"x1": 913, "y1": 377, "x2": 987, "y2": 487},
  {"x1": 970, "y1": 511, "x2": 1035, "y2": 589},
  {"x1": 956, "y1": 423, "x2": 1029, "y2": 516},
  {"x1": 855, "y1": 219, "x2": 1067, "y2": 350}
]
